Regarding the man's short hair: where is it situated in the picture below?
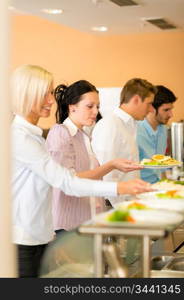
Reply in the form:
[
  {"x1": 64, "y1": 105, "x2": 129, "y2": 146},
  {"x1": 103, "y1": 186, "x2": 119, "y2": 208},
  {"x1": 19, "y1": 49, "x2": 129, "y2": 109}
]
[
  {"x1": 152, "y1": 85, "x2": 177, "y2": 111},
  {"x1": 120, "y1": 78, "x2": 157, "y2": 105}
]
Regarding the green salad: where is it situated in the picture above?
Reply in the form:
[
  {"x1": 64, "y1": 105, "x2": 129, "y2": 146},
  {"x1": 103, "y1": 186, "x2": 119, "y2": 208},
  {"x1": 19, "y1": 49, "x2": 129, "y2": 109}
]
[
  {"x1": 107, "y1": 210, "x2": 135, "y2": 223},
  {"x1": 144, "y1": 161, "x2": 163, "y2": 165},
  {"x1": 156, "y1": 191, "x2": 183, "y2": 199}
]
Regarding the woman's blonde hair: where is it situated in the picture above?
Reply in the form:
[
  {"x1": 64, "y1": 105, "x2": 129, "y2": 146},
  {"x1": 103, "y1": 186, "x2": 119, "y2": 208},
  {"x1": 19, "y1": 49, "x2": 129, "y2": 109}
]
[{"x1": 11, "y1": 64, "x2": 53, "y2": 117}]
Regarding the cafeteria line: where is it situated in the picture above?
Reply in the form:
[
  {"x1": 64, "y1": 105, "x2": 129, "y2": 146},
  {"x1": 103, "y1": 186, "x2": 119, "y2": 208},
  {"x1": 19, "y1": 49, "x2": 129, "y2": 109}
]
[
  {"x1": 39, "y1": 82, "x2": 184, "y2": 278},
  {"x1": 11, "y1": 66, "x2": 153, "y2": 278},
  {"x1": 2, "y1": 0, "x2": 183, "y2": 280},
  {"x1": 0, "y1": 61, "x2": 183, "y2": 277}
]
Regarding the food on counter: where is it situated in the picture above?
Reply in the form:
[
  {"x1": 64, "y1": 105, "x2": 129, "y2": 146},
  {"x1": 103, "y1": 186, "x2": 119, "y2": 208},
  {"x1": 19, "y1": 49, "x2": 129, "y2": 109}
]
[
  {"x1": 153, "y1": 179, "x2": 184, "y2": 191},
  {"x1": 156, "y1": 190, "x2": 184, "y2": 199},
  {"x1": 119, "y1": 201, "x2": 149, "y2": 210},
  {"x1": 96, "y1": 202, "x2": 183, "y2": 227},
  {"x1": 106, "y1": 210, "x2": 135, "y2": 223},
  {"x1": 106, "y1": 202, "x2": 151, "y2": 223},
  {"x1": 140, "y1": 155, "x2": 181, "y2": 166},
  {"x1": 159, "y1": 179, "x2": 184, "y2": 185},
  {"x1": 126, "y1": 202, "x2": 148, "y2": 210},
  {"x1": 173, "y1": 180, "x2": 184, "y2": 185}
]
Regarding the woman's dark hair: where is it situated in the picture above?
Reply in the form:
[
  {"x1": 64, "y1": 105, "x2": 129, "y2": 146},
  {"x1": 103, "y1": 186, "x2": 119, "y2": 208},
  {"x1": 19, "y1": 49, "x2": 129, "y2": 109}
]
[
  {"x1": 96, "y1": 111, "x2": 102, "y2": 123},
  {"x1": 55, "y1": 80, "x2": 98, "y2": 123}
]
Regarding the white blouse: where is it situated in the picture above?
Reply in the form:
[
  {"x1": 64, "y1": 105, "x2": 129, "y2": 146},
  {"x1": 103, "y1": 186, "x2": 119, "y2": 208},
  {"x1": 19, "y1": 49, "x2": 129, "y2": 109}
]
[{"x1": 11, "y1": 115, "x2": 117, "y2": 245}]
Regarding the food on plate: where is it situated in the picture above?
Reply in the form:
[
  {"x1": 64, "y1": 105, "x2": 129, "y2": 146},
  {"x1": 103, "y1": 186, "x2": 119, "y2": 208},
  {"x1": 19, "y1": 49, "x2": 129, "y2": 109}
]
[
  {"x1": 173, "y1": 180, "x2": 184, "y2": 185},
  {"x1": 106, "y1": 201, "x2": 151, "y2": 223},
  {"x1": 140, "y1": 154, "x2": 181, "y2": 166},
  {"x1": 106, "y1": 210, "x2": 135, "y2": 223},
  {"x1": 156, "y1": 190, "x2": 184, "y2": 199},
  {"x1": 119, "y1": 201, "x2": 149, "y2": 210},
  {"x1": 153, "y1": 179, "x2": 184, "y2": 191},
  {"x1": 152, "y1": 154, "x2": 169, "y2": 161},
  {"x1": 96, "y1": 203, "x2": 183, "y2": 227}
]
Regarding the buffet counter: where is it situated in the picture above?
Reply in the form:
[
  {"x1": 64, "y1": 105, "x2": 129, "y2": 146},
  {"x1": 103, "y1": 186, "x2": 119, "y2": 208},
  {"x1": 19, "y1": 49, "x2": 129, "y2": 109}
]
[{"x1": 78, "y1": 204, "x2": 184, "y2": 278}]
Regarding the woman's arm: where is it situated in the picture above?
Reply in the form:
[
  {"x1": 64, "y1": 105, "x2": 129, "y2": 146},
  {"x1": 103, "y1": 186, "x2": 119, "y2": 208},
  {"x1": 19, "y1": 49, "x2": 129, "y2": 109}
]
[
  {"x1": 46, "y1": 125, "x2": 142, "y2": 180},
  {"x1": 76, "y1": 158, "x2": 142, "y2": 179}
]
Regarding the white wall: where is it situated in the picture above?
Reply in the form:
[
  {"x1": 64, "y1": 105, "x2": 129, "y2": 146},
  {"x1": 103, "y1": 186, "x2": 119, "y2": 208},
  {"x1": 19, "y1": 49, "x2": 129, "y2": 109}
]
[{"x1": 98, "y1": 87, "x2": 122, "y2": 116}]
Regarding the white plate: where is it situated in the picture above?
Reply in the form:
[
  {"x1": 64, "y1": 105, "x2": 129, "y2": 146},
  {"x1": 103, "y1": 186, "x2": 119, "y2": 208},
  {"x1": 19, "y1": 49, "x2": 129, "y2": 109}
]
[
  {"x1": 120, "y1": 199, "x2": 184, "y2": 213},
  {"x1": 140, "y1": 164, "x2": 181, "y2": 169},
  {"x1": 137, "y1": 190, "x2": 184, "y2": 201},
  {"x1": 136, "y1": 191, "x2": 166, "y2": 200},
  {"x1": 94, "y1": 208, "x2": 183, "y2": 228},
  {"x1": 153, "y1": 181, "x2": 184, "y2": 191}
]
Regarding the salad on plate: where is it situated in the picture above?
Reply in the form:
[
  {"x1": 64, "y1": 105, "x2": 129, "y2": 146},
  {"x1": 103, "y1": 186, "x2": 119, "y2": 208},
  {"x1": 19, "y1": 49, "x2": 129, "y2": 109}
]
[
  {"x1": 106, "y1": 201, "x2": 151, "y2": 223},
  {"x1": 140, "y1": 154, "x2": 181, "y2": 168}
]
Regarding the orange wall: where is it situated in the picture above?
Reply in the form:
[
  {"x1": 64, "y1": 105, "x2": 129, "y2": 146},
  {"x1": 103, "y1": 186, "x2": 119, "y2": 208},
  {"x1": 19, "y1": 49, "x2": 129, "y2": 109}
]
[{"x1": 11, "y1": 15, "x2": 184, "y2": 128}]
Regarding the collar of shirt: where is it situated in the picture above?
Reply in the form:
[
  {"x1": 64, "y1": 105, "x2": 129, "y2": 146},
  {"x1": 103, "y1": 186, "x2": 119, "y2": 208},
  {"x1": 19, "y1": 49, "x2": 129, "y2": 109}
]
[
  {"x1": 113, "y1": 107, "x2": 137, "y2": 129},
  {"x1": 13, "y1": 115, "x2": 43, "y2": 137},
  {"x1": 63, "y1": 117, "x2": 79, "y2": 137},
  {"x1": 63, "y1": 117, "x2": 91, "y2": 139},
  {"x1": 141, "y1": 119, "x2": 161, "y2": 137}
]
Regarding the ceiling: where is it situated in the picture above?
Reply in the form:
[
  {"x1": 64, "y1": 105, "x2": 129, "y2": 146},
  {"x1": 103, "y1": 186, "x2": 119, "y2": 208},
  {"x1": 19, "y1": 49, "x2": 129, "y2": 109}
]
[{"x1": 10, "y1": 0, "x2": 184, "y2": 35}]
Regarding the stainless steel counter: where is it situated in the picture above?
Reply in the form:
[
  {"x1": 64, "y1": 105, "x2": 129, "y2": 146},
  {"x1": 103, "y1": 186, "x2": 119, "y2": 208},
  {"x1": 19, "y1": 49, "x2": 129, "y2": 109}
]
[{"x1": 78, "y1": 220, "x2": 183, "y2": 278}]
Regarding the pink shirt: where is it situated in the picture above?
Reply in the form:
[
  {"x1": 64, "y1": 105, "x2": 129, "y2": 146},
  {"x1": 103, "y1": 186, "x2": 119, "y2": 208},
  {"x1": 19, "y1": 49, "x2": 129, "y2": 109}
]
[{"x1": 45, "y1": 119, "x2": 105, "y2": 230}]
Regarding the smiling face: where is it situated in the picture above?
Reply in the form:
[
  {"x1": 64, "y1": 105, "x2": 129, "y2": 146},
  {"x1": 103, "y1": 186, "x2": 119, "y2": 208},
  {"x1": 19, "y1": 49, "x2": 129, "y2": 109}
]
[
  {"x1": 26, "y1": 82, "x2": 55, "y2": 125},
  {"x1": 39, "y1": 82, "x2": 55, "y2": 118},
  {"x1": 69, "y1": 91, "x2": 99, "y2": 128}
]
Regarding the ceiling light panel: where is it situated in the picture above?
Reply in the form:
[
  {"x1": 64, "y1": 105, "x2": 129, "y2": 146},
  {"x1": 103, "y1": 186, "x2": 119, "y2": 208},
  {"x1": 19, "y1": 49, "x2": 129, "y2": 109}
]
[
  {"x1": 109, "y1": 0, "x2": 138, "y2": 6},
  {"x1": 144, "y1": 18, "x2": 177, "y2": 30}
]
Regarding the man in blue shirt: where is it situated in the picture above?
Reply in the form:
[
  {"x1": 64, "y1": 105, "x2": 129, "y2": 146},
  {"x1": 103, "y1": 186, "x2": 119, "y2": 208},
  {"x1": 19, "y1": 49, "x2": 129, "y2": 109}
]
[{"x1": 137, "y1": 85, "x2": 177, "y2": 183}]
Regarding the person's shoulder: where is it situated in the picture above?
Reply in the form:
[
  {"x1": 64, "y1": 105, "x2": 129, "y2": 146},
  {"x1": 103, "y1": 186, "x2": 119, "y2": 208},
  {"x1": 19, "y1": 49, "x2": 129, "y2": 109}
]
[
  {"x1": 12, "y1": 125, "x2": 47, "y2": 161},
  {"x1": 160, "y1": 124, "x2": 167, "y2": 130},
  {"x1": 47, "y1": 123, "x2": 70, "y2": 139},
  {"x1": 46, "y1": 123, "x2": 72, "y2": 151},
  {"x1": 159, "y1": 124, "x2": 168, "y2": 134},
  {"x1": 97, "y1": 112, "x2": 121, "y2": 125},
  {"x1": 137, "y1": 119, "x2": 147, "y2": 127},
  {"x1": 137, "y1": 120, "x2": 148, "y2": 133},
  {"x1": 136, "y1": 121, "x2": 149, "y2": 143},
  {"x1": 49, "y1": 123, "x2": 68, "y2": 133},
  {"x1": 12, "y1": 123, "x2": 34, "y2": 144},
  {"x1": 93, "y1": 114, "x2": 118, "y2": 133}
]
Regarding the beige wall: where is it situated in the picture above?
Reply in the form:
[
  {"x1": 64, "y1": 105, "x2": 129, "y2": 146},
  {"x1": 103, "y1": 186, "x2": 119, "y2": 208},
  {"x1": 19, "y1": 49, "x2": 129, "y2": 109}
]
[
  {"x1": 0, "y1": 3, "x2": 17, "y2": 277},
  {"x1": 11, "y1": 15, "x2": 184, "y2": 128}
]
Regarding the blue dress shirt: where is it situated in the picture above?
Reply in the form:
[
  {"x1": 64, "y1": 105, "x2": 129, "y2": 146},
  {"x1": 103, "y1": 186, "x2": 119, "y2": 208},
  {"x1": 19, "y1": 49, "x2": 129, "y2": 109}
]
[{"x1": 137, "y1": 119, "x2": 168, "y2": 184}]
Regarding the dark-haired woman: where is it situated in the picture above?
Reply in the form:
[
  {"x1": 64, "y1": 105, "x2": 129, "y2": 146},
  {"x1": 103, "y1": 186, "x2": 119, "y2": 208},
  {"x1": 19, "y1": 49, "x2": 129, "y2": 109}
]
[{"x1": 46, "y1": 80, "x2": 144, "y2": 233}]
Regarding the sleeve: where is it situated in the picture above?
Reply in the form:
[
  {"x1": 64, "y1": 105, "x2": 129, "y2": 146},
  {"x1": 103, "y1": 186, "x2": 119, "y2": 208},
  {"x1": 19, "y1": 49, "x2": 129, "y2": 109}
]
[{"x1": 13, "y1": 128, "x2": 117, "y2": 198}]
